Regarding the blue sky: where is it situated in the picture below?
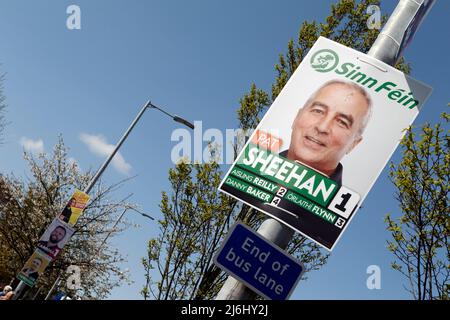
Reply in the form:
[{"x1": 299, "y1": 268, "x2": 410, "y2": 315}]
[{"x1": 0, "y1": 0, "x2": 448, "y2": 300}]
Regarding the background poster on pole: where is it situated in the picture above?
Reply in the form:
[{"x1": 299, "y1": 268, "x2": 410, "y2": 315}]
[
  {"x1": 58, "y1": 189, "x2": 90, "y2": 226},
  {"x1": 219, "y1": 37, "x2": 432, "y2": 250},
  {"x1": 37, "y1": 218, "x2": 75, "y2": 259},
  {"x1": 17, "y1": 250, "x2": 51, "y2": 287}
]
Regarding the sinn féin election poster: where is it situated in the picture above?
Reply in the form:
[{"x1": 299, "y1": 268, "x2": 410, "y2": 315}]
[{"x1": 219, "y1": 37, "x2": 432, "y2": 250}]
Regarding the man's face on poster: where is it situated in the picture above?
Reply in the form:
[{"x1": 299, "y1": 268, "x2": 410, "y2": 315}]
[
  {"x1": 288, "y1": 82, "x2": 370, "y2": 176},
  {"x1": 68, "y1": 198, "x2": 76, "y2": 207},
  {"x1": 30, "y1": 258, "x2": 42, "y2": 272},
  {"x1": 49, "y1": 226, "x2": 66, "y2": 244}
]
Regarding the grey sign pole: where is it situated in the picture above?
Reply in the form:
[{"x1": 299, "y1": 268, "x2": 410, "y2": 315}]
[{"x1": 216, "y1": 0, "x2": 435, "y2": 300}]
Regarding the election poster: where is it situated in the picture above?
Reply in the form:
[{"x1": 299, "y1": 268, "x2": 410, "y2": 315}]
[
  {"x1": 219, "y1": 36, "x2": 432, "y2": 250},
  {"x1": 16, "y1": 191, "x2": 85, "y2": 288},
  {"x1": 17, "y1": 249, "x2": 51, "y2": 287},
  {"x1": 58, "y1": 189, "x2": 90, "y2": 226},
  {"x1": 37, "y1": 218, "x2": 75, "y2": 259}
]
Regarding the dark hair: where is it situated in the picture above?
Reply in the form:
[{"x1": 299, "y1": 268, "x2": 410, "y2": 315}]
[{"x1": 53, "y1": 226, "x2": 67, "y2": 237}]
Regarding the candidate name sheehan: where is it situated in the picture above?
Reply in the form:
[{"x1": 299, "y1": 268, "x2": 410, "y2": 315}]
[{"x1": 240, "y1": 146, "x2": 337, "y2": 204}]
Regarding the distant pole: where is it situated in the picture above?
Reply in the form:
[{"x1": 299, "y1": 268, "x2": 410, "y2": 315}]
[
  {"x1": 216, "y1": 0, "x2": 435, "y2": 300},
  {"x1": 32, "y1": 286, "x2": 42, "y2": 300},
  {"x1": 44, "y1": 275, "x2": 61, "y2": 300},
  {"x1": 13, "y1": 100, "x2": 193, "y2": 300}
]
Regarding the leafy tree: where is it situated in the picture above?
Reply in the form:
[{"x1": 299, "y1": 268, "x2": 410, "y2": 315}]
[
  {"x1": 142, "y1": 159, "x2": 236, "y2": 300},
  {"x1": 0, "y1": 136, "x2": 135, "y2": 299},
  {"x1": 142, "y1": 0, "x2": 411, "y2": 300},
  {"x1": 385, "y1": 110, "x2": 449, "y2": 300}
]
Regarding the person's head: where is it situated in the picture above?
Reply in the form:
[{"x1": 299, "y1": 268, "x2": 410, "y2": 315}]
[
  {"x1": 3, "y1": 285, "x2": 12, "y2": 293},
  {"x1": 68, "y1": 198, "x2": 76, "y2": 207},
  {"x1": 49, "y1": 226, "x2": 67, "y2": 244},
  {"x1": 287, "y1": 79, "x2": 372, "y2": 176},
  {"x1": 30, "y1": 257, "x2": 43, "y2": 272}
]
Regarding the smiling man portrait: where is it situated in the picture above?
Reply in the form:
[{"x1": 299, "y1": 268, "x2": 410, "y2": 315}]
[{"x1": 282, "y1": 79, "x2": 373, "y2": 184}]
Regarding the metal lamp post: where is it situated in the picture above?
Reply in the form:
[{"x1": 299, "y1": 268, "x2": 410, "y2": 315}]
[{"x1": 14, "y1": 99, "x2": 194, "y2": 300}]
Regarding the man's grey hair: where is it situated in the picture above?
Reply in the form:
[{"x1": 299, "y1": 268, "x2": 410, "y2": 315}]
[
  {"x1": 3, "y1": 285, "x2": 12, "y2": 293},
  {"x1": 301, "y1": 79, "x2": 373, "y2": 136}
]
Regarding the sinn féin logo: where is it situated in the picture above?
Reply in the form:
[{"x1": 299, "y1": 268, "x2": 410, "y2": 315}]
[{"x1": 310, "y1": 49, "x2": 339, "y2": 72}]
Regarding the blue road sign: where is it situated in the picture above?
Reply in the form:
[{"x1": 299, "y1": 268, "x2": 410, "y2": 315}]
[{"x1": 214, "y1": 222, "x2": 304, "y2": 300}]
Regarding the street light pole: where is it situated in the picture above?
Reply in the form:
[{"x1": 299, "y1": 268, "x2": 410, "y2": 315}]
[
  {"x1": 216, "y1": 0, "x2": 435, "y2": 300},
  {"x1": 14, "y1": 99, "x2": 194, "y2": 300},
  {"x1": 97, "y1": 207, "x2": 130, "y2": 251}
]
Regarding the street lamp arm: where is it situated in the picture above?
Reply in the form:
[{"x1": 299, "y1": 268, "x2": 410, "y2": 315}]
[
  {"x1": 148, "y1": 103, "x2": 174, "y2": 118},
  {"x1": 148, "y1": 102, "x2": 195, "y2": 130},
  {"x1": 122, "y1": 204, "x2": 155, "y2": 221},
  {"x1": 139, "y1": 212, "x2": 155, "y2": 221}
]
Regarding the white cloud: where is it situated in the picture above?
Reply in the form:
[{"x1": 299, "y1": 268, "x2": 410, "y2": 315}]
[
  {"x1": 79, "y1": 133, "x2": 132, "y2": 175},
  {"x1": 20, "y1": 137, "x2": 44, "y2": 153}
]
